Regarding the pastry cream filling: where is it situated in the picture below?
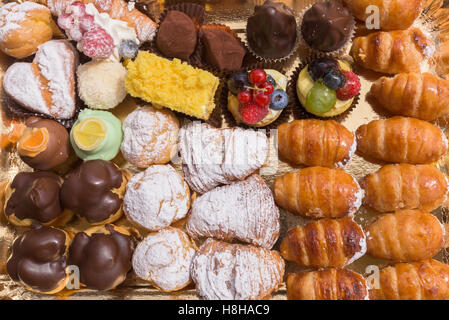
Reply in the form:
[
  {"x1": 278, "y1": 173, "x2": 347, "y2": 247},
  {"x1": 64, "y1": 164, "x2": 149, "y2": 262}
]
[{"x1": 17, "y1": 127, "x2": 49, "y2": 158}]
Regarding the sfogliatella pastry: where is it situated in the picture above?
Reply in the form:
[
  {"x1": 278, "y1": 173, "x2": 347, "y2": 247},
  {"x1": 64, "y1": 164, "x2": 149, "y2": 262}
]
[
  {"x1": 121, "y1": 106, "x2": 179, "y2": 168},
  {"x1": 125, "y1": 52, "x2": 220, "y2": 121},
  {"x1": 4, "y1": 171, "x2": 73, "y2": 227},
  {"x1": 370, "y1": 259, "x2": 449, "y2": 300},
  {"x1": 362, "y1": 164, "x2": 448, "y2": 212},
  {"x1": 190, "y1": 239, "x2": 285, "y2": 300},
  {"x1": 7, "y1": 225, "x2": 70, "y2": 294},
  {"x1": 280, "y1": 217, "x2": 366, "y2": 268},
  {"x1": 297, "y1": 58, "x2": 361, "y2": 117},
  {"x1": 68, "y1": 224, "x2": 133, "y2": 291},
  {"x1": 278, "y1": 119, "x2": 356, "y2": 168},
  {"x1": 3, "y1": 40, "x2": 78, "y2": 120},
  {"x1": 132, "y1": 227, "x2": 196, "y2": 292},
  {"x1": 70, "y1": 109, "x2": 123, "y2": 161},
  {"x1": 187, "y1": 175, "x2": 280, "y2": 249},
  {"x1": 123, "y1": 165, "x2": 190, "y2": 231},
  {"x1": 227, "y1": 68, "x2": 289, "y2": 126},
  {"x1": 287, "y1": 268, "x2": 368, "y2": 300},
  {"x1": 365, "y1": 210, "x2": 445, "y2": 262},
  {"x1": 179, "y1": 120, "x2": 268, "y2": 194},
  {"x1": 356, "y1": 117, "x2": 448, "y2": 164},
  {"x1": 274, "y1": 167, "x2": 363, "y2": 219},
  {"x1": 369, "y1": 73, "x2": 449, "y2": 121},
  {"x1": 343, "y1": 0, "x2": 422, "y2": 31},
  {"x1": 0, "y1": 2, "x2": 54, "y2": 59},
  {"x1": 246, "y1": 0, "x2": 297, "y2": 60},
  {"x1": 77, "y1": 60, "x2": 127, "y2": 110},
  {"x1": 17, "y1": 117, "x2": 70, "y2": 171},
  {"x1": 61, "y1": 160, "x2": 128, "y2": 225},
  {"x1": 351, "y1": 28, "x2": 435, "y2": 74}
]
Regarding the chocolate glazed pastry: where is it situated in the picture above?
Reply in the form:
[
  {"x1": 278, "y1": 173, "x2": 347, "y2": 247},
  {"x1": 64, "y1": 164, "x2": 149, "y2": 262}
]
[
  {"x1": 68, "y1": 224, "x2": 134, "y2": 291},
  {"x1": 6, "y1": 225, "x2": 70, "y2": 294},
  {"x1": 4, "y1": 171, "x2": 73, "y2": 227},
  {"x1": 60, "y1": 160, "x2": 127, "y2": 225}
]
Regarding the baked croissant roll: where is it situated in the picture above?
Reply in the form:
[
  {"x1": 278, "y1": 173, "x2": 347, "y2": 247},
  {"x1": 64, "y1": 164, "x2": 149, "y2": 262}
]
[
  {"x1": 356, "y1": 117, "x2": 448, "y2": 164},
  {"x1": 370, "y1": 73, "x2": 449, "y2": 121},
  {"x1": 287, "y1": 268, "x2": 368, "y2": 300},
  {"x1": 351, "y1": 28, "x2": 434, "y2": 74},
  {"x1": 362, "y1": 164, "x2": 448, "y2": 212},
  {"x1": 370, "y1": 259, "x2": 449, "y2": 300},
  {"x1": 366, "y1": 210, "x2": 445, "y2": 262},
  {"x1": 342, "y1": 0, "x2": 423, "y2": 31},
  {"x1": 280, "y1": 217, "x2": 366, "y2": 268},
  {"x1": 274, "y1": 167, "x2": 363, "y2": 219},
  {"x1": 277, "y1": 120, "x2": 355, "y2": 168}
]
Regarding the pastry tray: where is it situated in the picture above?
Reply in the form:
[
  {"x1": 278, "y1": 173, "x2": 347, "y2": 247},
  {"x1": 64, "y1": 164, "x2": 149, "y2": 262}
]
[{"x1": 1, "y1": 0, "x2": 449, "y2": 300}]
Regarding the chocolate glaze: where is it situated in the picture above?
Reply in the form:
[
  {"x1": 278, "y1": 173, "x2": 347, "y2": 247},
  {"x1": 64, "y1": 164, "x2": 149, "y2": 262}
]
[
  {"x1": 60, "y1": 160, "x2": 123, "y2": 223},
  {"x1": 201, "y1": 28, "x2": 246, "y2": 72},
  {"x1": 68, "y1": 224, "x2": 133, "y2": 290},
  {"x1": 7, "y1": 225, "x2": 67, "y2": 293},
  {"x1": 156, "y1": 10, "x2": 197, "y2": 60},
  {"x1": 246, "y1": 0, "x2": 297, "y2": 59},
  {"x1": 5, "y1": 171, "x2": 64, "y2": 223},
  {"x1": 19, "y1": 117, "x2": 70, "y2": 171},
  {"x1": 301, "y1": 1, "x2": 353, "y2": 52}
]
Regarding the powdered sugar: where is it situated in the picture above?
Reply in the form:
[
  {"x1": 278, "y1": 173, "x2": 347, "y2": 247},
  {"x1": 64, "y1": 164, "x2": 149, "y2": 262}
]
[
  {"x1": 123, "y1": 165, "x2": 190, "y2": 231},
  {"x1": 347, "y1": 230, "x2": 367, "y2": 265},
  {"x1": 186, "y1": 174, "x2": 280, "y2": 249},
  {"x1": 348, "y1": 176, "x2": 364, "y2": 216},
  {"x1": 336, "y1": 136, "x2": 357, "y2": 169}
]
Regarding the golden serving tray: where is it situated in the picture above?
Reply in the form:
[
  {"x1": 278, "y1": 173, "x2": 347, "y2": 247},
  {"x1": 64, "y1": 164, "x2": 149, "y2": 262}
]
[{"x1": 1, "y1": 0, "x2": 449, "y2": 300}]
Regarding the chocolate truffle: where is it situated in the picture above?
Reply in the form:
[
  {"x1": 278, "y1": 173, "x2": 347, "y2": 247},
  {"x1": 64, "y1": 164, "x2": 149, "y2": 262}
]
[
  {"x1": 5, "y1": 171, "x2": 67, "y2": 226},
  {"x1": 201, "y1": 27, "x2": 246, "y2": 72},
  {"x1": 301, "y1": 1, "x2": 353, "y2": 52},
  {"x1": 156, "y1": 10, "x2": 197, "y2": 60},
  {"x1": 17, "y1": 117, "x2": 70, "y2": 171},
  {"x1": 68, "y1": 224, "x2": 133, "y2": 291},
  {"x1": 7, "y1": 225, "x2": 68, "y2": 293},
  {"x1": 246, "y1": 0, "x2": 297, "y2": 59},
  {"x1": 60, "y1": 160, "x2": 126, "y2": 224}
]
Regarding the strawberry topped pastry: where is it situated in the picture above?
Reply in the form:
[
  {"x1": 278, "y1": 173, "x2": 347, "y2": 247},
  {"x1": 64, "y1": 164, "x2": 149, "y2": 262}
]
[{"x1": 227, "y1": 68, "x2": 289, "y2": 127}]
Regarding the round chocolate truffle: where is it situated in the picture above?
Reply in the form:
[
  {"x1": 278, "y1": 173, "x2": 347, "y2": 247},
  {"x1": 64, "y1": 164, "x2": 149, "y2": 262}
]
[
  {"x1": 301, "y1": 1, "x2": 353, "y2": 52},
  {"x1": 246, "y1": 0, "x2": 297, "y2": 59}
]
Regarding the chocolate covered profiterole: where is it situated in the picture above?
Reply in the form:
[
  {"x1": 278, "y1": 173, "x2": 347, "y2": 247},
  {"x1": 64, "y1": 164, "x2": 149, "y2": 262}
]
[
  {"x1": 68, "y1": 224, "x2": 134, "y2": 291},
  {"x1": 246, "y1": 0, "x2": 297, "y2": 59},
  {"x1": 4, "y1": 171, "x2": 73, "y2": 227},
  {"x1": 17, "y1": 117, "x2": 70, "y2": 171},
  {"x1": 61, "y1": 160, "x2": 128, "y2": 225},
  {"x1": 7, "y1": 225, "x2": 70, "y2": 294}
]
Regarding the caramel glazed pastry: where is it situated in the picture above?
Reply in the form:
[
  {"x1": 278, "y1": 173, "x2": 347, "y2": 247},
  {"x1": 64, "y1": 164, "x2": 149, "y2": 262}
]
[
  {"x1": 7, "y1": 225, "x2": 71, "y2": 294},
  {"x1": 191, "y1": 239, "x2": 285, "y2": 300},
  {"x1": 4, "y1": 171, "x2": 73, "y2": 227},
  {"x1": 61, "y1": 160, "x2": 128, "y2": 225}
]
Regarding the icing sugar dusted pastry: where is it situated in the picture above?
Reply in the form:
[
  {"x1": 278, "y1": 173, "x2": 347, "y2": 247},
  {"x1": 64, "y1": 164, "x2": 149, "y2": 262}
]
[
  {"x1": 7, "y1": 225, "x2": 70, "y2": 294},
  {"x1": 121, "y1": 106, "x2": 179, "y2": 168},
  {"x1": 132, "y1": 227, "x2": 196, "y2": 292},
  {"x1": 4, "y1": 171, "x2": 73, "y2": 227},
  {"x1": 123, "y1": 165, "x2": 190, "y2": 231},
  {"x1": 0, "y1": 2, "x2": 54, "y2": 59},
  {"x1": 68, "y1": 224, "x2": 133, "y2": 291},
  {"x1": 179, "y1": 120, "x2": 268, "y2": 194},
  {"x1": 3, "y1": 40, "x2": 78, "y2": 120},
  {"x1": 191, "y1": 239, "x2": 285, "y2": 300},
  {"x1": 17, "y1": 117, "x2": 70, "y2": 171},
  {"x1": 61, "y1": 160, "x2": 128, "y2": 225},
  {"x1": 187, "y1": 174, "x2": 280, "y2": 249}
]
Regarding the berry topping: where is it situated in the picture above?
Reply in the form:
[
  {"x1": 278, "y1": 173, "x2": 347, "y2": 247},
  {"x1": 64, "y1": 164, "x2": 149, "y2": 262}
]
[
  {"x1": 119, "y1": 40, "x2": 139, "y2": 59},
  {"x1": 270, "y1": 90, "x2": 288, "y2": 110},
  {"x1": 57, "y1": 13, "x2": 75, "y2": 30},
  {"x1": 240, "y1": 102, "x2": 269, "y2": 124},
  {"x1": 306, "y1": 80, "x2": 337, "y2": 115},
  {"x1": 249, "y1": 68, "x2": 267, "y2": 86},
  {"x1": 57, "y1": 1, "x2": 101, "y2": 43},
  {"x1": 228, "y1": 72, "x2": 251, "y2": 95},
  {"x1": 81, "y1": 27, "x2": 114, "y2": 59},
  {"x1": 266, "y1": 74, "x2": 277, "y2": 87},
  {"x1": 308, "y1": 58, "x2": 339, "y2": 81},
  {"x1": 70, "y1": 1, "x2": 87, "y2": 17},
  {"x1": 336, "y1": 71, "x2": 361, "y2": 101},
  {"x1": 79, "y1": 14, "x2": 96, "y2": 33},
  {"x1": 260, "y1": 81, "x2": 274, "y2": 95},
  {"x1": 237, "y1": 90, "x2": 252, "y2": 104},
  {"x1": 323, "y1": 69, "x2": 346, "y2": 90},
  {"x1": 253, "y1": 91, "x2": 270, "y2": 107}
]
